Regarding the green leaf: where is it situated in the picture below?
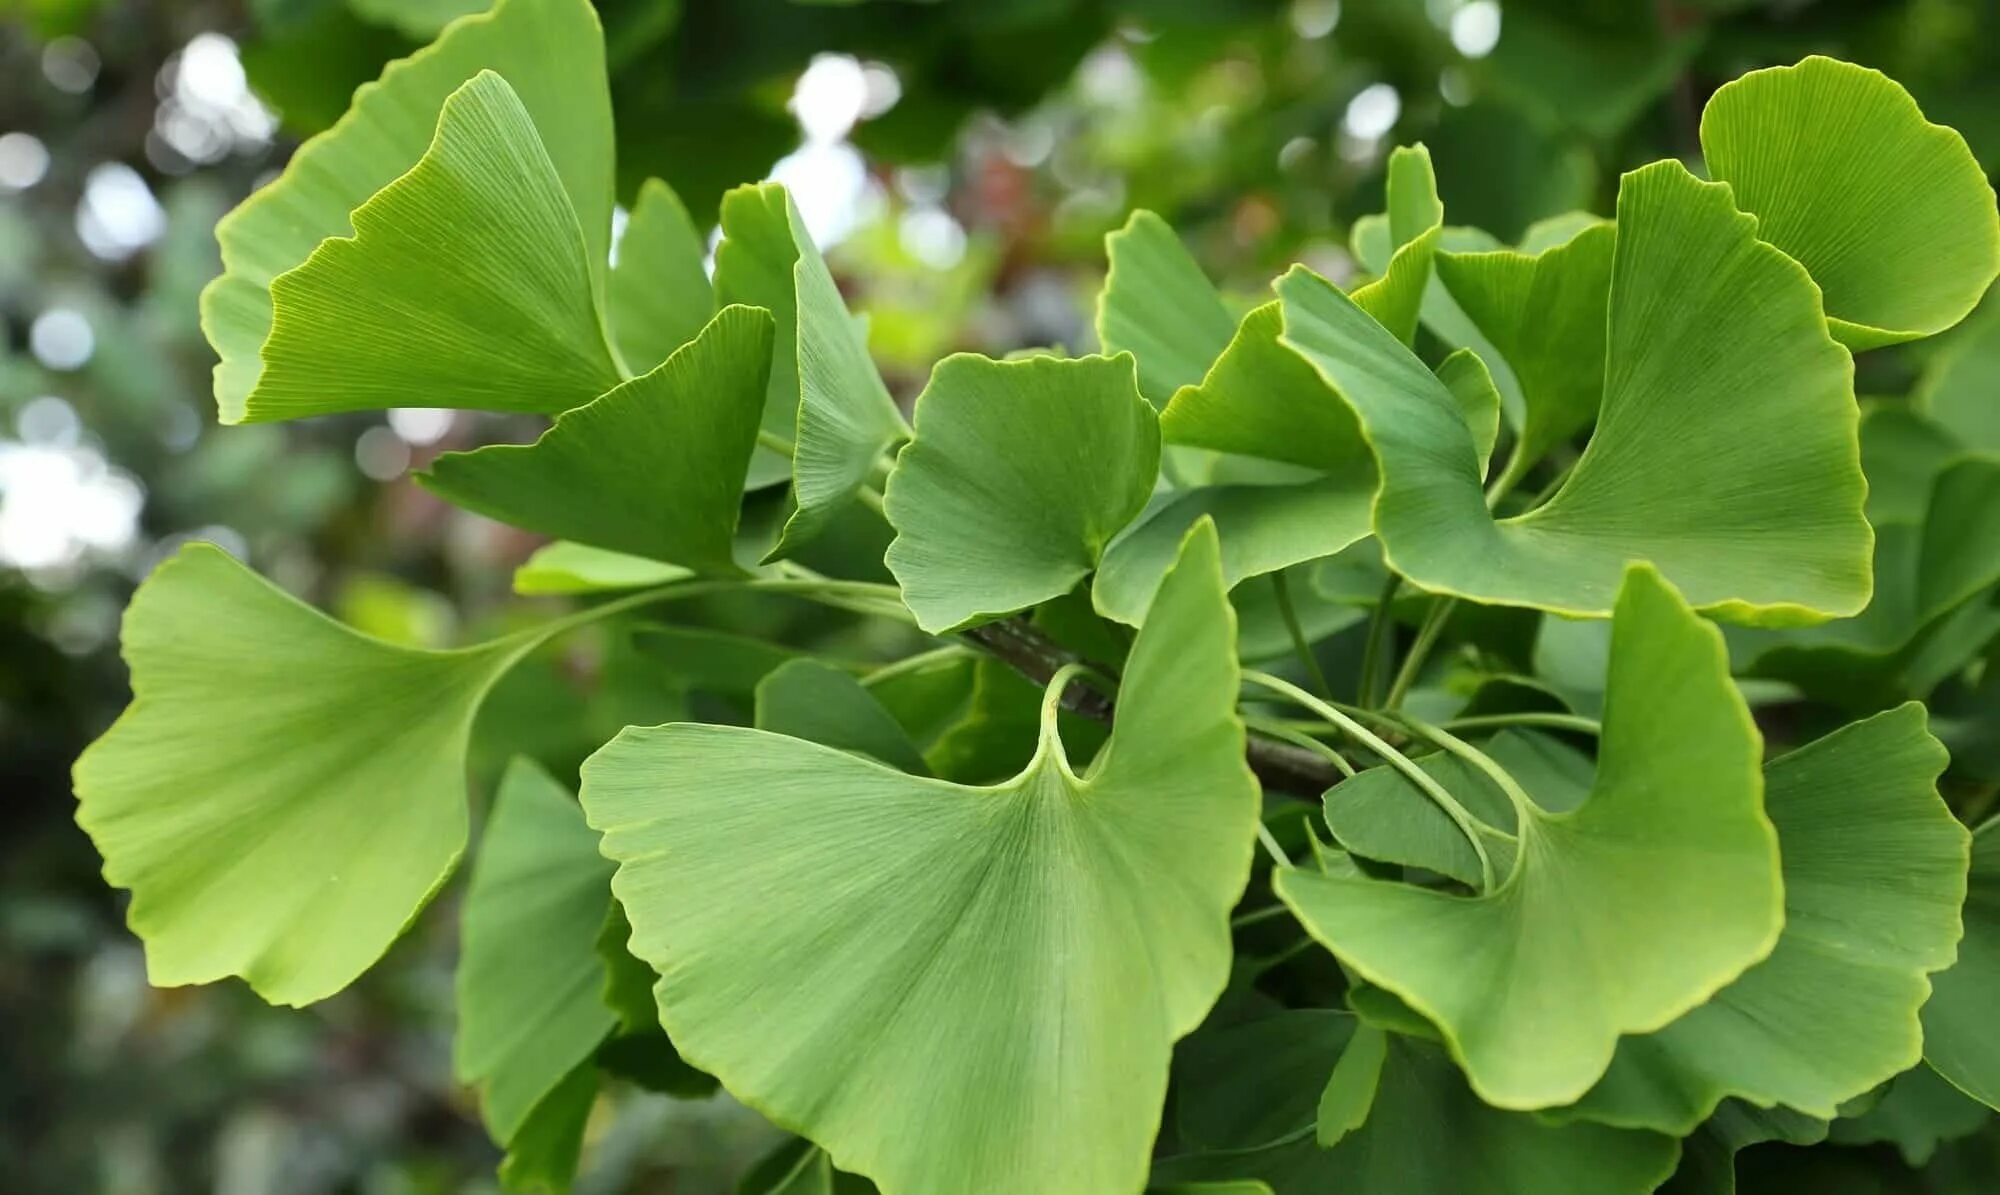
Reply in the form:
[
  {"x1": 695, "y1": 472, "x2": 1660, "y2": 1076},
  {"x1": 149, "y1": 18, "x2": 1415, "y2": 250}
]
[
  {"x1": 514, "y1": 542, "x2": 692, "y2": 595},
  {"x1": 1321, "y1": 731, "x2": 1588, "y2": 888},
  {"x1": 1734, "y1": 456, "x2": 2000, "y2": 708},
  {"x1": 1433, "y1": 221, "x2": 1614, "y2": 482},
  {"x1": 1917, "y1": 296, "x2": 2000, "y2": 452},
  {"x1": 1353, "y1": 217, "x2": 1522, "y2": 428},
  {"x1": 1349, "y1": 145, "x2": 1444, "y2": 345},
  {"x1": 419, "y1": 306, "x2": 774, "y2": 574},
  {"x1": 1559, "y1": 704, "x2": 1966, "y2": 1132},
  {"x1": 1172, "y1": 1010, "x2": 1353, "y2": 1153},
  {"x1": 1659, "y1": 1102, "x2": 1830, "y2": 1195},
  {"x1": 755, "y1": 658, "x2": 931, "y2": 774},
  {"x1": 1924, "y1": 818, "x2": 2000, "y2": 1110},
  {"x1": 245, "y1": 70, "x2": 621, "y2": 422},
  {"x1": 1153, "y1": 1023, "x2": 1679, "y2": 1194},
  {"x1": 884, "y1": 352, "x2": 1160, "y2": 633},
  {"x1": 349, "y1": 0, "x2": 493, "y2": 39},
  {"x1": 1095, "y1": 210, "x2": 1238, "y2": 407},
  {"x1": 1827, "y1": 1065, "x2": 1993, "y2": 1167},
  {"x1": 715, "y1": 183, "x2": 907, "y2": 526},
  {"x1": 1701, "y1": 56, "x2": 2000, "y2": 350},
  {"x1": 633, "y1": 626, "x2": 802, "y2": 703},
  {"x1": 581, "y1": 521, "x2": 1257, "y2": 1194},
  {"x1": 608, "y1": 177, "x2": 716, "y2": 374},
  {"x1": 455, "y1": 759, "x2": 615, "y2": 1162},
  {"x1": 205, "y1": 0, "x2": 615, "y2": 422},
  {"x1": 71, "y1": 544, "x2": 568, "y2": 1004},
  {"x1": 497, "y1": 1061, "x2": 596, "y2": 1195},
  {"x1": 1278, "y1": 159, "x2": 1870, "y2": 623},
  {"x1": 1277, "y1": 564, "x2": 1782, "y2": 1109}
]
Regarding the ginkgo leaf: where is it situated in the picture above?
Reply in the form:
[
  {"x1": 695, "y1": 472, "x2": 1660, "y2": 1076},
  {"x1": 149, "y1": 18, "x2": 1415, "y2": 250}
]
[
  {"x1": 249, "y1": 71, "x2": 622, "y2": 422},
  {"x1": 1733, "y1": 456, "x2": 2000, "y2": 708},
  {"x1": 1277, "y1": 564, "x2": 1783, "y2": 1109},
  {"x1": 1278, "y1": 159, "x2": 1870, "y2": 623},
  {"x1": 1916, "y1": 297, "x2": 2000, "y2": 452},
  {"x1": 514, "y1": 542, "x2": 691, "y2": 595},
  {"x1": 1349, "y1": 145, "x2": 1443, "y2": 345},
  {"x1": 203, "y1": 0, "x2": 615, "y2": 423},
  {"x1": 1096, "y1": 210, "x2": 1238, "y2": 407},
  {"x1": 1320, "y1": 730, "x2": 1589, "y2": 888},
  {"x1": 607, "y1": 177, "x2": 715, "y2": 374},
  {"x1": 1701, "y1": 56, "x2": 2000, "y2": 351},
  {"x1": 581, "y1": 521, "x2": 1258, "y2": 1195},
  {"x1": 1558, "y1": 704, "x2": 1966, "y2": 1133},
  {"x1": 1152, "y1": 1018, "x2": 1679, "y2": 1194},
  {"x1": 1433, "y1": 221, "x2": 1614, "y2": 486},
  {"x1": 1353, "y1": 216, "x2": 1522, "y2": 427},
  {"x1": 1172, "y1": 1010, "x2": 1353, "y2": 1153},
  {"x1": 70, "y1": 544, "x2": 584, "y2": 1005},
  {"x1": 455, "y1": 759, "x2": 616, "y2": 1178},
  {"x1": 884, "y1": 352, "x2": 1160, "y2": 633},
  {"x1": 498, "y1": 1062, "x2": 597, "y2": 1195},
  {"x1": 1924, "y1": 817, "x2": 2000, "y2": 1111},
  {"x1": 715, "y1": 183, "x2": 907, "y2": 525},
  {"x1": 754, "y1": 658, "x2": 931, "y2": 774},
  {"x1": 419, "y1": 306, "x2": 774, "y2": 574},
  {"x1": 1825, "y1": 1064, "x2": 1992, "y2": 1167}
]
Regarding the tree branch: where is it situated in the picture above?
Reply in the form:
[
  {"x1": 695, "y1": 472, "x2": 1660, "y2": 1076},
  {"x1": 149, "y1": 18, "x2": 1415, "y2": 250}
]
[{"x1": 957, "y1": 616, "x2": 1346, "y2": 797}]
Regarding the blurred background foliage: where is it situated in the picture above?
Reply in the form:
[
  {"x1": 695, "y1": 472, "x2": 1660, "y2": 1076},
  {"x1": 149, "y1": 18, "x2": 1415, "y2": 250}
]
[{"x1": 3, "y1": 0, "x2": 2000, "y2": 1190}]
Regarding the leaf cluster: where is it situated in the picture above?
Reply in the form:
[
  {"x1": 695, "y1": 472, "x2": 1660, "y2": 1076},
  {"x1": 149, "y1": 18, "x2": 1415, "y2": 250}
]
[{"x1": 69, "y1": 2, "x2": 2000, "y2": 1191}]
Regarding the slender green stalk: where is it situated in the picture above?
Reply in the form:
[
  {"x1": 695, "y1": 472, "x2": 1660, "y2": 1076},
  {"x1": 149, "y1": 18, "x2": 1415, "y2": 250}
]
[
  {"x1": 1484, "y1": 437, "x2": 1534, "y2": 508},
  {"x1": 1243, "y1": 715, "x2": 1357, "y2": 779},
  {"x1": 1384, "y1": 596, "x2": 1456, "y2": 710},
  {"x1": 1256, "y1": 821, "x2": 1293, "y2": 869},
  {"x1": 1271, "y1": 570, "x2": 1333, "y2": 697},
  {"x1": 1356, "y1": 573, "x2": 1402, "y2": 707},
  {"x1": 1442, "y1": 711, "x2": 1603, "y2": 736},
  {"x1": 1242, "y1": 669, "x2": 1495, "y2": 890},
  {"x1": 1391, "y1": 712, "x2": 1538, "y2": 836},
  {"x1": 855, "y1": 484, "x2": 887, "y2": 516},
  {"x1": 1230, "y1": 903, "x2": 1295, "y2": 930},
  {"x1": 756, "y1": 428, "x2": 797, "y2": 458}
]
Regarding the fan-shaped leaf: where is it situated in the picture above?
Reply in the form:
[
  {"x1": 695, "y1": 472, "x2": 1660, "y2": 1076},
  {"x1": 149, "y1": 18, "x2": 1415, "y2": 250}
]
[
  {"x1": 754, "y1": 658, "x2": 930, "y2": 774},
  {"x1": 1277, "y1": 564, "x2": 1782, "y2": 1108},
  {"x1": 1278, "y1": 159, "x2": 1870, "y2": 622},
  {"x1": 581, "y1": 522, "x2": 1257, "y2": 1195},
  {"x1": 248, "y1": 71, "x2": 621, "y2": 422},
  {"x1": 418, "y1": 305, "x2": 774, "y2": 574},
  {"x1": 715, "y1": 183, "x2": 907, "y2": 529},
  {"x1": 1096, "y1": 210, "x2": 1237, "y2": 407},
  {"x1": 1560, "y1": 704, "x2": 1966, "y2": 1132},
  {"x1": 513, "y1": 542, "x2": 690, "y2": 595},
  {"x1": 202, "y1": 0, "x2": 614, "y2": 422},
  {"x1": 608, "y1": 177, "x2": 715, "y2": 374},
  {"x1": 1433, "y1": 221, "x2": 1614, "y2": 483},
  {"x1": 71, "y1": 544, "x2": 575, "y2": 1004},
  {"x1": 455, "y1": 759, "x2": 616, "y2": 1179},
  {"x1": 1701, "y1": 56, "x2": 2000, "y2": 350},
  {"x1": 884, "y1": 352, "x2": 1159, "y2": 632}
]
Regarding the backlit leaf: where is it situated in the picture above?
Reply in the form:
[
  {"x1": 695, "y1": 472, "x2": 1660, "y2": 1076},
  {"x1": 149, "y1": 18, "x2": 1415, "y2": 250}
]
[
  {"x1": 203, "y1": 0, "x2": 614, "y2": 422},
  {"x1": 1701, "y1": 57, "x2": 2000, "y2": 350},
  {"x1": 581, "y1": 522, "x2": 1257, "y2": 1194},
  {"x1": 607, "y1": 177, "x2": 715, "y2": 374},
  {"x1": 72, "y1": 544, "x2": 574, "y2": 1004},
  {"x1": 1277, "y1": 565, "x2": 1782, "y2": 1108},
  {"x1": 1096, "y1": 210, "x2": 1238, "y2": 407}
]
